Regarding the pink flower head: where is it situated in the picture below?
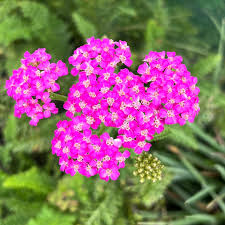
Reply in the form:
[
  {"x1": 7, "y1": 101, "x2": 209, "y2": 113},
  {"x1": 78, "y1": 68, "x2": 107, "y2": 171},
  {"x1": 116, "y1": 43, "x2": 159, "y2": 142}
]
[
  {"x1": 54, "y1": 44, "x2": 200, "y2": 181},
  {"x1": 51, "y1": 115, "x2": 130, "y2": 181},
  {"x1": 9, "y1": 41, "x2": 200, "y2": 182},
  {"x1": 137, "y1": 51, "x2": 200, "y2": 127},
  {"x1": 5, "y1": 48, "x2": 68, "y2": 126},
  {"x1": 66, "y1": 39, "x2": 136, "y2": 129}
]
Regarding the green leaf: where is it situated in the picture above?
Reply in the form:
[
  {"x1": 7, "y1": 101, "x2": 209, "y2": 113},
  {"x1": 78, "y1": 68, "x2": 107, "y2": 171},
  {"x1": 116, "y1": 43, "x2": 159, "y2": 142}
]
[
  {"x1": 192, "y1": 54, "x2": 221, "y2": 77},
  {"x1": 19, "y1": 1, "x2": 71, "y2": 60},
  {"x1": 38, "y1": 13, "x2": 71, "y2": 60},
  {"x1": 170, "y1": 125, "x2": 198, "y2": 150},
  {"x1": 117, "y1": 6, "x2": 136, "y2": 17},
  {"x1": 18, "y1": 1, "x2": 49, "y2": 31},
  {"x1": 72, "y1": 12, "x2": 97, "y2": 39},
  {"x1": 215, "y1": 164, "x2": 225, "y2": 181},
  {"x1": 4, "y1": 198, "x2": 42, "y2": 215},
  {"x1": 0, "y1": 16, "x2": 31, "y2": 46},
  {"x1": 173, "y1": 214, "x2": 216, "y2": 225},
  {"x1": 4, "y1": 113, "x2": 17, "y2": 142},
  {"x1": 1, "y1": 198, "x2": 42, "y2": 225},
  {"x1": 27, "y1": 205, "x2": 76, "y2": 225},
  {"x1": 145, "y1": 19, "x2": 165, "y2": 51},
  {"x1": 0, "y1": 170, "x2": 7, "y2": 184},
  {"x1": 188, "y1": 123, "x2": 225, "y2": 153},
  {"x1": 86, "y1": 185, "x2": 122, "y2": 225},
  {"x1": 0, "y1": 0, "x2": 17, "y2": 20},
  {"x1": 185, "y1": 186, "x2": 215, "y2": 204},
  {"x1": 0, "y1": 1, "x2": 70, "y2": 64},
  {"x1": 0, "y1": 144, "x2": 14, "y2": 168},
  {"x1": 132, "y1": 169, "x2": 173, "y2": 207},
  {"x1": 3, "y1": 167, "x2": 55, "y2": 194},
  {"x1": 2, "y1": 213, "x2": 31, "y2": 225},
  {"x1": 180, "y1": 153, "x2": 225, "y2": 213},
  {"x1": 152, "y1": 126, "x2": 171, "y2": 142}
]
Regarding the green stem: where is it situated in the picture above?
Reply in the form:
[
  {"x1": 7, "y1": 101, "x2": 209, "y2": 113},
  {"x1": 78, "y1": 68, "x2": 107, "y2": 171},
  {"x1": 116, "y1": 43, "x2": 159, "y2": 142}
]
[
  {"x1": 214, "y1": 18, "x2": 225, "y2": 86},
  {"x1": 50, "y1": 93, "x2": 67, "y2": 102}
]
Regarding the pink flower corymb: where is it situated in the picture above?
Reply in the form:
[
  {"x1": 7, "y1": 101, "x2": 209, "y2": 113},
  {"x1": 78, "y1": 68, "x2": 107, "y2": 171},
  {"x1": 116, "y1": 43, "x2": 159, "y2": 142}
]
[
  {"x1": 6, "y1": 37, "x2": 200, "y2": 182},
  {"x1": 5, "y1": 48, "x2": 68, "y2": 126},
  {"x1": 137, "y1": 51, "x2": 200, "y2": 126},
  {"x1": 52, "y1": 115, "x2": 130, "y2": 181},
  {"x1": 58, "y1": 38, "x2": 199, "y2": 181}
]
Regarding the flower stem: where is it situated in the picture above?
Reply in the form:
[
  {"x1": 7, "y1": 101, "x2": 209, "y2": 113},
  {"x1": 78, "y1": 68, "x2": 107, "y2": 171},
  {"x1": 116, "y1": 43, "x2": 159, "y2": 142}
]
[
  {"x1": 50, "y1": 93, "x2": 67, "y2": 102},
  {"x1": 214, "y1": 18, "x2": 225, "y2": 86}
]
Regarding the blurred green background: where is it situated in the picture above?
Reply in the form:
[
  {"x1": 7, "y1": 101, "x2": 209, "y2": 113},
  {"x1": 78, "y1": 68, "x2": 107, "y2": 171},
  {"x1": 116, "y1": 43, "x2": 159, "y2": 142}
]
[{"x1": 1, "y1": 0, "x2": 225, "y2": 224}]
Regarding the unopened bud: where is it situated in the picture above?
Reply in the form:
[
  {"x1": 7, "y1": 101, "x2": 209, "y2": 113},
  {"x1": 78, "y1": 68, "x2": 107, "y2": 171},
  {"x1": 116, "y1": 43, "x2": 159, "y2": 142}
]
[{"x1": 133, "y1": 152, "x2": 164, "y2": 183}]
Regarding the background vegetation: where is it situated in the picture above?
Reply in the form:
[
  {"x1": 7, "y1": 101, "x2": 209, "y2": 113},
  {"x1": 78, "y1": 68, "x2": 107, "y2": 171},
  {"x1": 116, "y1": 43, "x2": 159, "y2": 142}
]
[{"x1": 0, "y1": 0, "x2": 225, "y2": 224}]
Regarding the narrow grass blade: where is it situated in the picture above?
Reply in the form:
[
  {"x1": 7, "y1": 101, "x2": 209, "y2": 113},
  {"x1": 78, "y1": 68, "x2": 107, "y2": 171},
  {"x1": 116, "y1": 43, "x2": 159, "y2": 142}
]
[
  {"x1": 185, "y1": 186, "x2": 215, "y2": 205},
  {"x1": 188, "y1": 123, "x2": 225, "y2": 153},
  {"x1": 215, "y1": 164, "x2": 225, "y2": 181},
  {"x1": 181, "y1": 152, "x2": 225, "y2": 213},
  {"x1": 173, "y1": 214, "x2": 216, "y2": 225},
  {"x1": 214, "y1": 18, "x2": 225, "y2": 85}
]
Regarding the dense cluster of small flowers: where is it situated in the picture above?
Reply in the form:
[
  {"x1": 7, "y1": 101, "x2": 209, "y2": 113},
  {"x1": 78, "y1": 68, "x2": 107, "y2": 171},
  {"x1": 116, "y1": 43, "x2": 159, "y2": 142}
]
[
  {"x1": 64, "y1": 38, "x2": 200, "y2": 159},
  {"x1": 133, "y1": 152, "x2": 164, "y2": 183},
  {"x1": 68, "y1": 36, "x2": 132, "y2": 76},
  {"x1": 6, "y1": 37, "x2": 200, "y2": 182},
  {"x1": 51, "y1": 115, "x2": 130, "y2": 181},
  {"x1": 137, "y1": 51, "x2": 200, "y2": 126},
  {"x1": 65, "y1": 37, "x2": 154, "y2": 155},
  {"x1": 5, "y1": 49, "x2": 68, "y2": 126}
]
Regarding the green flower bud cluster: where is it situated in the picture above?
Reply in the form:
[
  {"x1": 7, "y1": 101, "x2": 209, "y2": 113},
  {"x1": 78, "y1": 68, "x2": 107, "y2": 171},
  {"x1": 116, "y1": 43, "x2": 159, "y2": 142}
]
[{"x1": 133, "y1": 152, "x2": 164, "y2": 183}]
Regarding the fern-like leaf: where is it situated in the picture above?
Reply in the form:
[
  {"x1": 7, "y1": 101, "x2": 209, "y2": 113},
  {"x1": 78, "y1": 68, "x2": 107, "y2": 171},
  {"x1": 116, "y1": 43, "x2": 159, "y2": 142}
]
[
  {"x1": 3, "y1": 167, "x2": 55, "y2": 194},
  {"x1": 86, "y1": 185, "x2": 122, "y2": 225},
  {"x1": 131, "y1": 169, "x2": 173, "y2": 207},
  {"x1": 27, "y1": 205, "x2": 76, "y2": 225},
  {"x1": 192, "y1": 54, "x2": 221, "y2": 77},
  {"x1": 72, "y1": 12, "x2": 97, "y2": 40}
]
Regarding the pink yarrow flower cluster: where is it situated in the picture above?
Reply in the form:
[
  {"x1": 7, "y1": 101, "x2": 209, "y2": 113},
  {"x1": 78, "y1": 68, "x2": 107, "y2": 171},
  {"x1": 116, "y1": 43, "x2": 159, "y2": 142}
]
[
  {"x1": 51, "y1": 115, "x2": 130, "y2": 181},
  {"x1": 65, "y1": 37, "x2": 154, "y2": 155},
  {"x1": 5, "y1": 49, "x2": 68, "y2": 126},
  {"x1": 137, "y1": 51, "x2": 200, "y2": 126},
  {"x1": 62, "y1": 38, "x2": 200, "y2": 162},
  {"x1": 6, "y1": 38, "x2": 200, "y2": 182}
]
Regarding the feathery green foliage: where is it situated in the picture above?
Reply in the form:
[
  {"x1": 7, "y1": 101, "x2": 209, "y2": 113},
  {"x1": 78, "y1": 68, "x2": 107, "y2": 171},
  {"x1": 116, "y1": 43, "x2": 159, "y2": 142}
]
[
  {"x1": 3, "y1": 167, "x2": 55, "y2": 194},
  {"x1": 27, "y1": 206, "x2": 76, "y2": 225},
  {"x1": 72, "y1": 13, "x2": 97, "y2": 40}
]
